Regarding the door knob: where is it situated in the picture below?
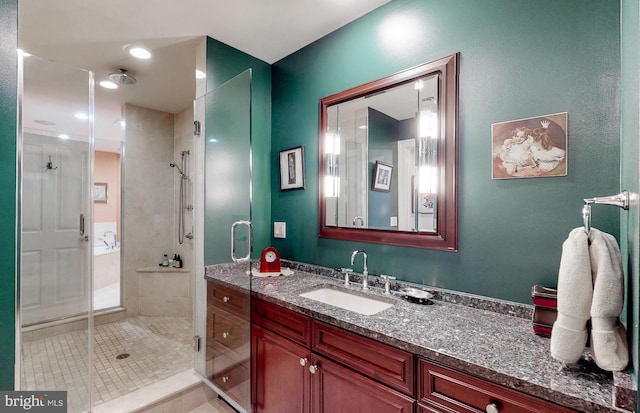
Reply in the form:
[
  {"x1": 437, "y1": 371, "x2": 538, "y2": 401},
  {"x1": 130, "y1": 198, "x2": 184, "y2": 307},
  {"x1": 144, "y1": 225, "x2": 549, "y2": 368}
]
[
  {"x1": 309, "y1": 365, "x2": 319, "y2": 374},
  {"x1": 300, "y1": 358, "x2": 308, "y2": 366}
]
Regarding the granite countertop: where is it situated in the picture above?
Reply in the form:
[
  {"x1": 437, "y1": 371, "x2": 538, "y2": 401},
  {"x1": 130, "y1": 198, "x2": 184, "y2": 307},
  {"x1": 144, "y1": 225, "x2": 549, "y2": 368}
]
[{"x1": 205, "y1": 261, "x2": 633, "y2": 412}]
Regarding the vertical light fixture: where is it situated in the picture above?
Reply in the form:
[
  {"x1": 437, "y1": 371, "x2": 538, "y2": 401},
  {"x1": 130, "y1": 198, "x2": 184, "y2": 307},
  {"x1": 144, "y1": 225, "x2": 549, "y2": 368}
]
[{"x1": 324, "y1": 132, "x2": 340, "y2": 197}]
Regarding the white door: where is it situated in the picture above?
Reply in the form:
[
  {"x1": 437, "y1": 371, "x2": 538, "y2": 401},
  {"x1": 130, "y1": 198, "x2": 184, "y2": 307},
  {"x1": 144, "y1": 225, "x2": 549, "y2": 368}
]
[{"x1": 22, "y1": 133, "x2": 90, "y2": 325}]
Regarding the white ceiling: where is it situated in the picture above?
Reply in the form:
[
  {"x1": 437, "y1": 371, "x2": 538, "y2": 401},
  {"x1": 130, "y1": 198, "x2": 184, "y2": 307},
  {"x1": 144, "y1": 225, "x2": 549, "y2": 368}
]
[{"x1": 18, "y1": 0, "x2": 391, "y2": 152}]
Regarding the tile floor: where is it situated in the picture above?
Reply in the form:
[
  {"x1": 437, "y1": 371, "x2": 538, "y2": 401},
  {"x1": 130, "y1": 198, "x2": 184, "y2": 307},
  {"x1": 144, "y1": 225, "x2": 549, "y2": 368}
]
[{"x1": 21, "y1": 316, "x2": 193, "y2": 413}]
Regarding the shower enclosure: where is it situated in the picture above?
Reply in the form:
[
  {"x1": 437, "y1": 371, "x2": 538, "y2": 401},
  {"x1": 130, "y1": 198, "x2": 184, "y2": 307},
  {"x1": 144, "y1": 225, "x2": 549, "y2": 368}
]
[
  {"x1": 19, "y1": 53, "x2": 94, "y2": 412},
  {"x1": 18, "y1": 52, "x2": 198, "y2": 413},
  {"x1": 194, "y1": 69, "x2": 254, "y2": 412}
]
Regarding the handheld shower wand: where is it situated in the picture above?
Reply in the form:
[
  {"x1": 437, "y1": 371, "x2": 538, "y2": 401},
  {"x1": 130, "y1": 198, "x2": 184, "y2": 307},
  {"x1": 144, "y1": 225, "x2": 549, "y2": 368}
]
[{"x1": 169, "y1": 162, "x2": 185, "y2": 177}]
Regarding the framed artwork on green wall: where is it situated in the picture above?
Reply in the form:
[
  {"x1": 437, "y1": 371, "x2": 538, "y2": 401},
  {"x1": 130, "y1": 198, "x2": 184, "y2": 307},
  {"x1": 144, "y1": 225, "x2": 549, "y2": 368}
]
[
  {"x1": 280, "y1": 145, "x2": 305, "y2": 190},
  {"x1": 372, "y1": 161, "x2": 393, "y2": 192},
  {"x1": 491, "y1": 112, "x2": 568, "y2": 179}
]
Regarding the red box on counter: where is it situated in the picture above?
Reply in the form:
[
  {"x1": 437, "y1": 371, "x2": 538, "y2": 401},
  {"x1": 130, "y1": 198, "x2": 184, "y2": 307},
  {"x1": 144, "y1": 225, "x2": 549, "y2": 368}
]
[{"x1": 531, "y1": 285, "x2": 557, "y2": 337}]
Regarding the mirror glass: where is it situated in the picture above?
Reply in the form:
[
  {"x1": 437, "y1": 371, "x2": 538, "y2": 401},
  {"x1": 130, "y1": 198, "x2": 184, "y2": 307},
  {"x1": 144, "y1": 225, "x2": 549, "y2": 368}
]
[{"x1": 319, "y1": 54, "x2": 458, "y2": 251}]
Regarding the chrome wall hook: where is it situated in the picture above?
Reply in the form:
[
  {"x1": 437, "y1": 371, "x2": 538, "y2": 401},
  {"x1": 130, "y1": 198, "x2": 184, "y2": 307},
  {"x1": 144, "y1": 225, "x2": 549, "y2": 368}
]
[{"x1": 45, "y1": 155, "x2": 58, "y2": 170}]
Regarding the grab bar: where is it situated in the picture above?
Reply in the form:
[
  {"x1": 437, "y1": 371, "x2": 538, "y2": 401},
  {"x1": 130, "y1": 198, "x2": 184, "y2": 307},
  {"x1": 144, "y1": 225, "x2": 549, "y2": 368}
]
[{"x1": 231, "y1": 220, "x2": 253, "y2": 263}]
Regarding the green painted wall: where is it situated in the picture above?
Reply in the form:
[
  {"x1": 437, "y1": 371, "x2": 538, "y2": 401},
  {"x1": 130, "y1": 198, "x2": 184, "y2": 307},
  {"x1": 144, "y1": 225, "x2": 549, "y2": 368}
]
[
  {"x1": 367, "y1": 108, "x2": 398, "y2": 229},
  {"x1": 620, "y1": 0, "x2": 639, "y2": 402},
  {"x1": 271, "y1": 0, "x2": 621, "y2": 304},
  {"x1": 0, "y1": 0, "x2": 17, "y2": 389},
  {"x1": 205, "y1": 37, "x2": 272, "y2": 257},
  {"x1": 204, "y1": 71, "x2": 252, "y2": 265}
]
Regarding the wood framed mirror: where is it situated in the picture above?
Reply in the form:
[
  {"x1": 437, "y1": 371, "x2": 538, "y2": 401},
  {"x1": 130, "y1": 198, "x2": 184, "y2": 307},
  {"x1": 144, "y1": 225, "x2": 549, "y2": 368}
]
[{"x1": 318, "y1": 53, "x2": 458, "y2": 251}]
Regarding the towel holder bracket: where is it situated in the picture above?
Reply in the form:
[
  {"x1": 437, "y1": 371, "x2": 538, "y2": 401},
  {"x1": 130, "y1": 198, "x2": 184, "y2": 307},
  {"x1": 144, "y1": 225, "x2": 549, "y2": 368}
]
[
  {"x1": 582, "y1": 190, "x2": 631, "y2": 234},
  {"x1": 583, "y1": 190, "x2": 630, "y2": 210}
]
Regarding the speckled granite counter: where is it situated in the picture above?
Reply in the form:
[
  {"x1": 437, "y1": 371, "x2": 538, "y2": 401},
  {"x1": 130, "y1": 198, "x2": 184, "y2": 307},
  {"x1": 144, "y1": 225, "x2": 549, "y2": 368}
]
[{"x1": 205, "y1": 261, "x2": 634, "y2": 412}]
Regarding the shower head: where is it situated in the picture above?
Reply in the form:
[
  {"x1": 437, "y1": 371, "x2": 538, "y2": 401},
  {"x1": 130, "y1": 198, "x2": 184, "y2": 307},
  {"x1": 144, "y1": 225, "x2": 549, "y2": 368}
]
[
  {"x1": 108, "y1": 69, "x2": 137, "y2": 86},
  {"x1": 170, "y1": 162, "x2": 185, "y2": 177}
]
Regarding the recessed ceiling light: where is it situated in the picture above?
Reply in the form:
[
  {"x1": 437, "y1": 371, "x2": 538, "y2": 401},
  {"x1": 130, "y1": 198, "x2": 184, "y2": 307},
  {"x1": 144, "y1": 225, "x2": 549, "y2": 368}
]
[
  {"x1": 58, "y1": 134, "x2": 70, "y2": 140},
  {"x1": 195, "y1": 70, "x2": 206, "y2": 79},
  {"x1": 129, "y1": 47, "x2": 152, "y2": 59},
  {"x1": 100, "y1": 80, "x2": 118, "y2": 89},
  {"x1": 74, "y1": 113, "x2": 89, "y2": 120},
  {"x1": 34, "y1": 119, "x2": 56, "y2": 126}
]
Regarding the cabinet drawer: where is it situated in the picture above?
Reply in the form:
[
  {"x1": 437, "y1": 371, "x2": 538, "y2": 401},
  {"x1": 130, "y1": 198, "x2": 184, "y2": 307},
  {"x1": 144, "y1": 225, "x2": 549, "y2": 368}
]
[
  {"x1": 209, "y1": 308, "x2": 250, "y2": 356},
  {"x1": 312, "y1": 320, "x2": 415, "y2": 396},
  {"x1": 207, "y1": 279, "x2": 250, "y2": 319},
  {"x1": 211, "y1": 353, "x2": 250, "y2": 411},
  {"x1": 252, "y1": 298, "x2": 311, "y2": 347},
  {"x1": 418, "y1": 359, "x2": 578, "y2": 413}
]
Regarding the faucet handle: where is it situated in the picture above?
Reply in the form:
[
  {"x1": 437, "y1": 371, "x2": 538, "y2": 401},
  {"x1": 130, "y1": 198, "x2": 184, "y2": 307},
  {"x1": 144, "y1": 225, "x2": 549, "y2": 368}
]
[
  {"x1": 380, "y1": 274, "x2": 396, "y2": 294},
  {"x1": 340, "y1": 268, "x2": 353, "y2": 286}
]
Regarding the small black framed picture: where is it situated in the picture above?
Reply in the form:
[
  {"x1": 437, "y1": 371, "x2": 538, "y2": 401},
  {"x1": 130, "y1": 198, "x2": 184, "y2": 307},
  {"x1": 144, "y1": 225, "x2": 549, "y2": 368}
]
[
  {"x1": 279, "y1": 145, "x2": 305, "y2": 190},
  {"x1": 372, "y1": 161, "x2": 393, "y2": 192}
]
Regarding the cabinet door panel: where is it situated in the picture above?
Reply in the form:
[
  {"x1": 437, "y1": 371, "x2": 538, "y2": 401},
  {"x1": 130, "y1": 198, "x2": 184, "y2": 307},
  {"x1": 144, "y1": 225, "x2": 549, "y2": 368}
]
[
  {"x1": 311, "y1": 355, "x2": 415, "y2": 413},
  {"x1": 252, "y1": 324, "x2": 311, "y2": 413}
]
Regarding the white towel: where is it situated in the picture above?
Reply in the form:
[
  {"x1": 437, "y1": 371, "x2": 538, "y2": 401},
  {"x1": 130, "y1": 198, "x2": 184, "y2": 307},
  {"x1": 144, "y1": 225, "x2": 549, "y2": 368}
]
[
  {"x1": 550, "y1": 228, "x2": 592, "y2": 364},
  {"x1": 588, "y1": 228, "x2": 629, "y2": 371}
]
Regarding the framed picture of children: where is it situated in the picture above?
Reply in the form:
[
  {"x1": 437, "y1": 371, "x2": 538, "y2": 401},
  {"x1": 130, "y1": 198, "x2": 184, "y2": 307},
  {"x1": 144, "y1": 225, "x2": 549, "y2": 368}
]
[{"x1": 491, "y1": 112, "x2": 567, "y2": 179}]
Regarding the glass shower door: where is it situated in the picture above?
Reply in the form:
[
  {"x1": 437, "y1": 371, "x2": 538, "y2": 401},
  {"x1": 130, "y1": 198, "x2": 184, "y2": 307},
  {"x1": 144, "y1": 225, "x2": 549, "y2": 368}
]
[
  {"x1": 194, "y1": 69, "x2": 252, "y2": 412},
  {"x1": 19, "y1": 54, "x2": 93, "y2": 413}
]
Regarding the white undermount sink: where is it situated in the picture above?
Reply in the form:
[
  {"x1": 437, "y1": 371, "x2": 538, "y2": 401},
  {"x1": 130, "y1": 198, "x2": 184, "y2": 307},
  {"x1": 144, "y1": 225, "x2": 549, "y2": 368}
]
[{"x1": 299, "y1": 287, "x2": 393, "y2": 315}]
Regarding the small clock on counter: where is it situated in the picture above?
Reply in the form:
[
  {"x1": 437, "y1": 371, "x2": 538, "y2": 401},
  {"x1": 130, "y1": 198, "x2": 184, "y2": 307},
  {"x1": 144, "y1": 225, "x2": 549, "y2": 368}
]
[{"x1": 259, "y1": 246, "x2": 281, "y2": 273}]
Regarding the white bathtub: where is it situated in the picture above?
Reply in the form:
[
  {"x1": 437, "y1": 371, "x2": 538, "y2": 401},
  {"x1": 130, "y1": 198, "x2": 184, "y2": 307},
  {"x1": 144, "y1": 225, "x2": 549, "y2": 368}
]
[
  {"x1": 94, "y1": 244, "x2": 120, "y2": 256},
  {"x1": 94, "y1": 245, "x2": 120, "y2": 290}
]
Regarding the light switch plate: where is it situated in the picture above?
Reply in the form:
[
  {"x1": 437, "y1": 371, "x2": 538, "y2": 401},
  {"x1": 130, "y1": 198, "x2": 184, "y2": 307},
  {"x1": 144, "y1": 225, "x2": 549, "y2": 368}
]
[
  {"x1": 274, "y1": 222, "x2": 286, "y2": 238},
  {"x1": 390, "y1": 216, "x2": 398, "y2": 227}
]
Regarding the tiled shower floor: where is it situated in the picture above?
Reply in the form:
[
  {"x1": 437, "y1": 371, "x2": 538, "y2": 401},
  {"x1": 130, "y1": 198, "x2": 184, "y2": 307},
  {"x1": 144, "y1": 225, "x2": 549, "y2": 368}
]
[{"x1": 21, "y1": 316, "x2": 193, "y2": 413}]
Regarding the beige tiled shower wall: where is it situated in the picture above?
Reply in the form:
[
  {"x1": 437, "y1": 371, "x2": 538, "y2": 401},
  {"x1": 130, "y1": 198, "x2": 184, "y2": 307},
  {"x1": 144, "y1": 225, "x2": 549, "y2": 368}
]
[{"x1": 123, "y1": 104, "x2": 194, "y2": 317}]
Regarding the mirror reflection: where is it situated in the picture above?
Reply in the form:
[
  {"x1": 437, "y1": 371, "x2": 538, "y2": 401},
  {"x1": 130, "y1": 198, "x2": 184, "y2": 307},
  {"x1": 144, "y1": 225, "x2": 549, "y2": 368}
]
[
  {"x1": 324, "y1": 74, "x2": 440, "y2": 232},
  {"x1": 319, "y1": 54, "x2": 458, "y2": 251}
]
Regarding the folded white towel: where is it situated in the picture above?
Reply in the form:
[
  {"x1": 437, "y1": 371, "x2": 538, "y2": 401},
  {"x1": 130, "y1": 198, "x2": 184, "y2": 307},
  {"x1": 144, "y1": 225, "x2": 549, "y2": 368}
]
[
  {"x1": 589, "y1": 228, "x2": 628, "y2": 371},
  {"x1": 550, "y1": 228, "x2": 592, "y2": 364}
]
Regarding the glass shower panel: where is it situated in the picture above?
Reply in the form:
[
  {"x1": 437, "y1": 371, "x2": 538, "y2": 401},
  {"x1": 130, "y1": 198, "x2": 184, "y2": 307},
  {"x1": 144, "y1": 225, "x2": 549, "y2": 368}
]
[
  {"x1": 196, "y1": 69, "x2": 252, "y2": 413},
  {"x1": 204, "y1": 70, "x2": 252, "y2": 265},
  {"x1": 20, "y1": 54, "x2": 93, "y2": 413}
]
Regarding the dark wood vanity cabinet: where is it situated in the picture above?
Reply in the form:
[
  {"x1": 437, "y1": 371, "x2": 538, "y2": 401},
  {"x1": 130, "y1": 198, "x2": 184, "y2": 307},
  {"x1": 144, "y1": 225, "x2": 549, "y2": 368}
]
[
  {"x1": 252, "y1": 324, "x2": 311, "y2": 413},
  {"x1": 418, "y1": 359, "x2": 578, "y2": 413},
  {"x1": 310, "y1": 354, "x2": 414, "y2": 413},
  {"x1": 206, "y1": 279, "x2": 251, "y2": 411},
  {"x1": 206, "y1": 285, "x2": 585, "y2": 413},
  {"x1": 251, "y1": 298, "x2": 415, "y2": 413}
]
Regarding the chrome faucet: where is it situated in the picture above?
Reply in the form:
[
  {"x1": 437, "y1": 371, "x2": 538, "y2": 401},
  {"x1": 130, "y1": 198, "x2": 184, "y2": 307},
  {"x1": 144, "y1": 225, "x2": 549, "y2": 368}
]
[
  {"x1": 350, "y1": 249, "x2": 369, "y2": 289},
  {"x1": 102, "y1": 231, "x2": 116, "y2": 249}
]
